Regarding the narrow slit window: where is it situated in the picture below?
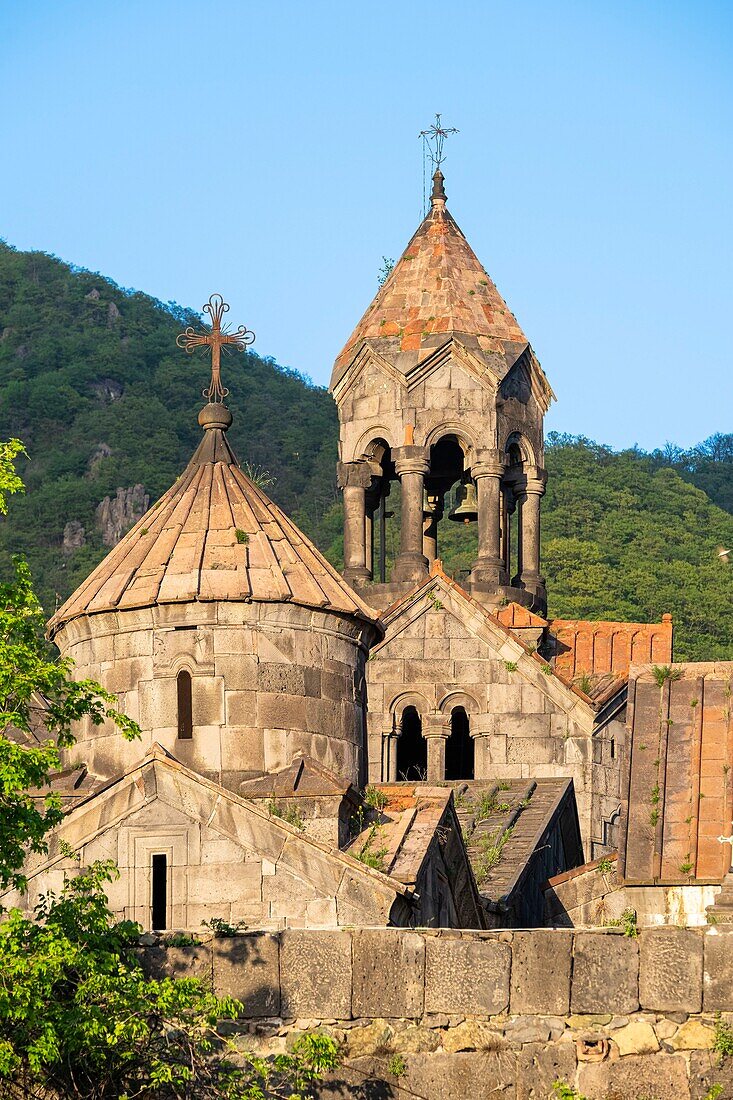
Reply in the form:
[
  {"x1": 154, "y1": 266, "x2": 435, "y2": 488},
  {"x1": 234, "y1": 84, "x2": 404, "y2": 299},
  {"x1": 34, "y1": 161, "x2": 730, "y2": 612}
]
[
  {"x1": 177, "y1": 670, "x2": 193, "y2": 739},
  {"x1": 151, "y1": 853, "x2": 167, "y2": 930}
]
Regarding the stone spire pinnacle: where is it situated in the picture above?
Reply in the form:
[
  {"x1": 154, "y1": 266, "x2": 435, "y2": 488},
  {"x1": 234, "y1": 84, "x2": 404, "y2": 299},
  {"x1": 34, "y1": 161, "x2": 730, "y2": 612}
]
[{"x1": 431, "y1": 168, "x2": 447, "y2": 208}]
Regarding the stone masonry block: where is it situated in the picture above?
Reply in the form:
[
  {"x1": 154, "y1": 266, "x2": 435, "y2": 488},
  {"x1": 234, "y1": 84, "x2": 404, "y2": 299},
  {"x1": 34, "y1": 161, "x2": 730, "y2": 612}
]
[
  {"x1": 403, "y1": 1051, "x2": 517, "y2": 1100},
  {"x1": 487, "y1": 684, "x2": 523, "y2": 713},
  {"x1": 516, "y1": 1042, "x2": 577, "y2": 1100},
  {"x1": 143, "y1": 941, "x2": 212, "y2": 986},
  {"x1": 257, "y1": 663, "x2": 306, "y2": 694},
  {"x1": 510, "y1": 930, "x2": 572, "y2": 1014},
  {"x1": 214, "y1": 654, "x2": 257, "y2": 690},
  {"x1": 212, "y1": 933, "x2": 280, "y2": 1017},
  {"x1": 578, "y1": 1054, "x2": 690, "y2": 1100},
  {"x1": 571, "y1": 932, "x2": 639, "y2": 1014},
  {"x1": 425, "y1": 935, "x2": 510, "y2": 1015},
  {"x1": 352, "y1": 930, "x2": 425, "y2": 1018},
  {"x1": 640, "y1": 927, "x2": 703, "y2": 1012},
  {"x1": 704, "y1": 929, "x2": 733, "y2": 1010},
  {"x1": 280, "y1": 930, "x2": 352, "y2": 1017}
]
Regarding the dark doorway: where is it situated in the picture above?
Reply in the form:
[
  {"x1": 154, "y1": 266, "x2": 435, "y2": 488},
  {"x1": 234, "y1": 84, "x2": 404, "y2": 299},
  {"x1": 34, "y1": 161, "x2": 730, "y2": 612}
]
[
  {"x1": 396, "y1": 706, "x2": 427, "y2": 780},
  {"x1": 177, "y1": 670, "x2": 193, "y2": 739},
  {"x1": 151, "y1": 853, "x2": 167, "y2": 930},
  {"x1": 445, "y1": 706, "x2": 474, "y2": 780}
]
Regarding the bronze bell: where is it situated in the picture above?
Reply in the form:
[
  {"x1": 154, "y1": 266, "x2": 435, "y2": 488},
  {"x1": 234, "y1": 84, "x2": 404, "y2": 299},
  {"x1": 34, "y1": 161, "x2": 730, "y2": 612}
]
[
  {"x1": 423, "y1": 490, "x2": 441, "y2": 516},
  {"x1": 448, "y1": 479, "x2": 478, "y2": 524}
]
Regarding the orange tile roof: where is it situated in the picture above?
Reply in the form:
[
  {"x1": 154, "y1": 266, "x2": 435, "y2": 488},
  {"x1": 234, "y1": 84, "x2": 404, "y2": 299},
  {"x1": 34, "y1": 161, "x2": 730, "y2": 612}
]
[
  {"x1": 330, "y1": 172, "x2": 532, "y2": 390},
  {"x1": 620, "y1": 663, "x2": 733, "y2": 884},
  {"x1": 49, "y1": 408, "x2": 378, "y2": 635},
  {"x1": 495, "y1": 602, "x2": 548, "y2": 630},
  {"x1": 550, "y1": 617, "x2": 673, "y2": 681}
]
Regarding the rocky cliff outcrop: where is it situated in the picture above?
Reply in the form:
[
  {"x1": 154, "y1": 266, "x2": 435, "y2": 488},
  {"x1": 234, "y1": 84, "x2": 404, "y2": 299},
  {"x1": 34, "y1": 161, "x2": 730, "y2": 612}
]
[
  {"x1": 62, "y1": 520, "x2": 86, "y2": 554},
  {"x1": 95, "y1": 485, "x2": 149, "y2": 547}
]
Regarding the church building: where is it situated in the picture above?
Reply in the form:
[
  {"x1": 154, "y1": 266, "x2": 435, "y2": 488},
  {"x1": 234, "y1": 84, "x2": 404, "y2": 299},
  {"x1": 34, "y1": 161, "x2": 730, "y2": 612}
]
[
  {"x1": 330, "y1": 166, "x2": 671, "y2": 857},
  {"x1": 5, "y1": 155, "x2": 684, "y2": 931}
]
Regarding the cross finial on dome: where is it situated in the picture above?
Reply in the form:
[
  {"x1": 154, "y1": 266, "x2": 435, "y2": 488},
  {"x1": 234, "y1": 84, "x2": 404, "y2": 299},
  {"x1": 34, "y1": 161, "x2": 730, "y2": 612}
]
[
  {"x1": 419, "y1": 113, "x2": 459, "y2": 172},
  {"x1": 176, "y1": 294, "x2": 255, "y2": 403}
]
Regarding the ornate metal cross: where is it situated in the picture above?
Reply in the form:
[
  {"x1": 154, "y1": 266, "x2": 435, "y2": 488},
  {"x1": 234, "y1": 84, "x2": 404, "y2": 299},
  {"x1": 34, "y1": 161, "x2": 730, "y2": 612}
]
[
  {"x1": 419, "y1": 113, "x2": 459, "y2": 170},
  {"x1": 176, "y1": 293, "x2": 255, "y2": 402}
]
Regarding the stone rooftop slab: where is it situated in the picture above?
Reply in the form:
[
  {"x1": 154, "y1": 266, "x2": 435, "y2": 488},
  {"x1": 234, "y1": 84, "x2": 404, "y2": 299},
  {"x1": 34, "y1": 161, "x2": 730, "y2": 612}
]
[{"x1": 620, "y1": 662, "x2": 733, "y2": 885}]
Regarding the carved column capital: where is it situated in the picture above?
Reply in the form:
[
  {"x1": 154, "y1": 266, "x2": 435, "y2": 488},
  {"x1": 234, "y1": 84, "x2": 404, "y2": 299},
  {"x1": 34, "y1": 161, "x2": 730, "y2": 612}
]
[
  {"x1": 524, "y1": 466, "x2": 547, "y2": 494},
  {"x1": 473, "y1": 459, "x2": 506, "y2": 481},
  {"x1": 337, "y1": 460, "x2": 379, "y2": 490},
  {"x1": 393, "y1": 445, "x2": 430, "y2": 478},
  {"x1": 423, "y1": 714, "x2": 451, "y2": 738}
]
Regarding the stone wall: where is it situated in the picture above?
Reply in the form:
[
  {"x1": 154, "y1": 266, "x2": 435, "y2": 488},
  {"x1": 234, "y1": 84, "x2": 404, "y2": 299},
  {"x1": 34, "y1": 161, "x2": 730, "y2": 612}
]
[
  {"x1": 148, "y1": 925, "x2": 733, "y2": 1098},
  {"x1": 55, "y1": 601, "x2": 371, "y2": 788},
  {"x1": 546, "y1": 856, "x2": 723, "y2": 929},
  {"x1": 367, "y1": 581, "x2": 623, "y2": 850}
]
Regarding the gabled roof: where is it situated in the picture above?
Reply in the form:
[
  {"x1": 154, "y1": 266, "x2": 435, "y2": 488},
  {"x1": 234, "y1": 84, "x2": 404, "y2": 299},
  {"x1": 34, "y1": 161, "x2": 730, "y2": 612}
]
[
  {"x1": 495, "y1": 602, "x2": 548, "y2": 630},
  {"x1": 619, "y1": 662, "x2": 733, "y2": 885},
  {"x1": 330, "y1": 171, "x2": 553, "y2": 407},
  {"x1": 49, "y1": 405, "x2": 378, "y2": 635},
  {"x1": 238, "y1": 753, "x2": 356, "y2": 800},
  {"x1": 376, "y1": 563, "x2": 598, "y2": 721},
  {"x1": 346, "y1": 782, "x2": 487, "y2": 928},
  {"x1": 5, "y1": 745, "x2": 412, "y2": 921},
  {"x1": 455, "y1": 777, "x2": 583, "y2": 924}
]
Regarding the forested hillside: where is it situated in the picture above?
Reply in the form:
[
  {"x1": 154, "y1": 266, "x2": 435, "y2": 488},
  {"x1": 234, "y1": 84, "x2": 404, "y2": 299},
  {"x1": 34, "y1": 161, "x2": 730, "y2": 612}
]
[{"x1": 1, "y1": 240, "x2": 732, "y2": 661}]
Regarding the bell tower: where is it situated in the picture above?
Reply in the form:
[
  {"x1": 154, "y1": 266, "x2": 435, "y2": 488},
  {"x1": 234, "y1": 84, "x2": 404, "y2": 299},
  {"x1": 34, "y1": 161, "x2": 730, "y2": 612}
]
[{"x1": 330, "y1": 168, "x2": 554, "y2": 615}]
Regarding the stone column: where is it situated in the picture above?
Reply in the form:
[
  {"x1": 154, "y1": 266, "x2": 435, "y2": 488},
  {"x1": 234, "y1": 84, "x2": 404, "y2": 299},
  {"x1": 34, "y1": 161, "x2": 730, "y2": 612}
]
[
  {"x1": 382, "y1": 732, "x2": 398, "y2": 782},
  {"x1": 424, "y1": 715, "x2": 450, "y2": 782},
  {"x1": 470, "y1": 451, "x2": 507, "y2": 591},
  {"x1": 392, "y1": 446, "x2": 430, "y2": 583},
  {"x1": 338, "y1": 461, "x2": 374, "y2": 585},
  {"x1": 519, "y1": 466, "x2": 547, "y2": 603}
]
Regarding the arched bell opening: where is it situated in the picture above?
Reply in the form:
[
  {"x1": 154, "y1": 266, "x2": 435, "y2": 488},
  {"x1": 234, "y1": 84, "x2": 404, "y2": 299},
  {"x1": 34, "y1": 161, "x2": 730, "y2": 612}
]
[
  {"x1": 426, "y1": 435, "x2": 477, "y2": 579},
  {"x1": 445, "y1": 706, "x2": 474, "y2": 780},
  {"x1": 502, "y1": 436, "x2": 526, "y2": 585},
  {"x1": 365, "y1": 442, "x2": 398, "y2": 583},
  {"x1": 396, "y1": 705, "x2": 427, "y2": 781}
]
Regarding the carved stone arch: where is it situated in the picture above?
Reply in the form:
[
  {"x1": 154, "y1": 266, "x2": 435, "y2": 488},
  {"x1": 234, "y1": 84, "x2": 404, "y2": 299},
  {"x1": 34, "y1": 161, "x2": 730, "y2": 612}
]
[
  {"x1": 355, "y1": 428, "x2": 395, "y2": 464},
  {"x1": 424, "y1": 421, "x2": 478, "y2": 465},
  {"x1": 502, "y1": 429, "x2": 536, "y2": 467},
  {"x1": 164, "y1": 653, "x2": 206, "y2": 679},
  {"x1": 389, "y1": 690, "x2": 432, "y2": 730},
  {"x1": 438, "y1": 690, "x2": 480, "y2": 718}
]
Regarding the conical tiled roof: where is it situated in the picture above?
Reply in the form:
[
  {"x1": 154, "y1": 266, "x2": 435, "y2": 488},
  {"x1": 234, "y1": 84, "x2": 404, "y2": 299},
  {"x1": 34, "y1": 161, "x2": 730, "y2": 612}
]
[
  {"x1": 49, "y1": 403, "x2": 377, "y2": 635},
  {"x1": 331, "y1": 171, "x2": 532, "y2": 391}
]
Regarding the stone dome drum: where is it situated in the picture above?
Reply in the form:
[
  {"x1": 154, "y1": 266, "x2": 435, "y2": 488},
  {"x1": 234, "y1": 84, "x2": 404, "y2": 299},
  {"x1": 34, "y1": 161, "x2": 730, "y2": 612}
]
[{"x1": 50, "y1": 398, "x2": 380, "y2": 789}]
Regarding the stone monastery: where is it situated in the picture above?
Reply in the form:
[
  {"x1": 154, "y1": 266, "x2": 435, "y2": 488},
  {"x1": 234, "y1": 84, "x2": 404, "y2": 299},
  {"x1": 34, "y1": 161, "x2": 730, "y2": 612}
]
[{"x1": 6, "y1": 167, "x2": 733, "y2": 933}]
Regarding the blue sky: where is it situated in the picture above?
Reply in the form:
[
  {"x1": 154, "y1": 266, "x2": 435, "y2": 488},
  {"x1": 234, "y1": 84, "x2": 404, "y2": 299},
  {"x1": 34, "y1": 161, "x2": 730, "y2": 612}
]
[{"x1": 1, "y1": 0, "x2": 731, "y2": 450}]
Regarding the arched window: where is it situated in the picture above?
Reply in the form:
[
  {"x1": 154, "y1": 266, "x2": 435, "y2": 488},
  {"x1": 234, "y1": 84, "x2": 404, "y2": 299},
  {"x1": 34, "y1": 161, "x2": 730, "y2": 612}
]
[
  {"x1": 396, "y1": 706, "x2": 427, "y2": 781},
  {"x1": 177, "y1": 670, "x2": 193, "y2": 740},
  {"x1": 445, "y1": 706, "x2": 474, "y2": 780}
]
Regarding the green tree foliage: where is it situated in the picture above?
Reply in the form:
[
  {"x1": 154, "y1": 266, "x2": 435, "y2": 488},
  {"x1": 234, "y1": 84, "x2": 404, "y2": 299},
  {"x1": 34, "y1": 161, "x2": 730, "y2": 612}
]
[
  {"x1": 0, "y1": 440, "x2": 139, "y2": 891},
  {"x1": 0, "y1": 444, "x2": 339, "y2": 1097},
  {"x1": 542, "y1": 435, "x2": 733, "y2": 660},
  {"x1": 0, "y1": 861, "x2": 339, "y2": 1099}
]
